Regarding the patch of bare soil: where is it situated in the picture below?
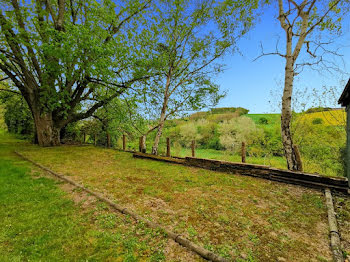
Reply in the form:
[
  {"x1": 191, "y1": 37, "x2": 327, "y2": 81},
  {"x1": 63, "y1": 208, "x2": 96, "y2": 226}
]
[
  {"x1": 59, "y1": 183, "x2": 97, "y2": 209},
  {"x1": 144, "y1": 197, "x2": 176, "y2": 215}
]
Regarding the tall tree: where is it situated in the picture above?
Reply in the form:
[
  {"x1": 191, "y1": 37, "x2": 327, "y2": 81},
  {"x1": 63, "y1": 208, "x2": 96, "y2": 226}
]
[
  {"x1": 258, "y1": 0, "x2": 345, "y2": 170},
  {"x1": 140, "y1": 0, "x2": 258, "y2": 155},
  {"x1": 0, "y1": 0, "x2": 150, "y2": 146}
]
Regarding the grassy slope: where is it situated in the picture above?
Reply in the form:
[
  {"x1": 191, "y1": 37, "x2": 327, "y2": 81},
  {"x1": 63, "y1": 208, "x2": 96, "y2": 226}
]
[
  {"x1": 246, "y1": 113, "x2": 280, "y2": 126},
  {"x1": 0, "y1": 131, "x2": 183, "y2": 261},
  {"x1": 174, "y1": 148, "x2": 286, "y2": 169},
  {"x1": 246, "y1": 111, "x2": 346, "y2": 127},
  {"x1": 299, "y1": 110, "x2": 346, "y2": 126},
  {"x1": 18, "y1": 142, "x2": 335, "y2": 261}
]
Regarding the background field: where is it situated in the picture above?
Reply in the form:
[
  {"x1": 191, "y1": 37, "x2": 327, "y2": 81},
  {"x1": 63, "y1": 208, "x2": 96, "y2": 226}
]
[{"x1": 120, "y1": 109, "x2": 345, "y2": 177}]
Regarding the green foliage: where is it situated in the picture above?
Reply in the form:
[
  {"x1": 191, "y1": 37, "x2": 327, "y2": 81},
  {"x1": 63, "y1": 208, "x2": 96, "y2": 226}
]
[
  {"x1": 0, "y1": 105, "x2": 5, "y2": 130},
  {"x1": 258, "y1": 117, "x2": 269, "y2": 125},
  {"x1": 0, "y1": 90, "x2": 33, "y2": 137},
  {"x1": 0, "y1": 0, "x2": 154, "y2": 143},
  {"x1": 312, "y1": 118, "x2": 324, "y2": 125},
  {"x1": 159, "y1": 110, "x2": 345, "y2": 176},
  {"x1": 81, "y1": 98, "x2": 148, "y2": 147},
  {"x1": 218, "y1": 116, "x2": 263, "y2": 153},
  {"x1": 293, "y1": 114, "x2": 346, "y2": 176}
]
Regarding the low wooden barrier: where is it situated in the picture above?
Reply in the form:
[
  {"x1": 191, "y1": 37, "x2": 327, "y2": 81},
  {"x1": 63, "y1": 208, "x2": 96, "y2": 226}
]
[{"x1": 133, "y1": 152, "x2": 349, "y2": 193}]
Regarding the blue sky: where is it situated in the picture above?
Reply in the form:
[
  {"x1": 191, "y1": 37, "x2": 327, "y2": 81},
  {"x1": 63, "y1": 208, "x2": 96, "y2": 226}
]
[{"x1": 215, "y1": 4, "x2": 350, "y2": 114}]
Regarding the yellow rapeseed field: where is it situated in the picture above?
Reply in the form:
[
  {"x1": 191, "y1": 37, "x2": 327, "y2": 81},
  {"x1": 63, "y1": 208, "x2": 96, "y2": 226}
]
[{"x1": 299, "y1": 110, "x2": 346, "y2": 126}]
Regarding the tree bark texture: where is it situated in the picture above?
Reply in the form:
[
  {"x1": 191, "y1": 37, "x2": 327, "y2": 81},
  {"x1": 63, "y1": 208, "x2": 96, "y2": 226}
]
[
  {"x1": 278, "y1": 0, "x2": 309, "y2": 171},
  {"x1": 32, "y1": 110, "x2": 60, "y2": 146},
  {"x1": 152, "y1": 70, "x2": 171, "y2": 155},
  {"x1": 281, "y1": 55, "x2": 299, "y2": 170}
]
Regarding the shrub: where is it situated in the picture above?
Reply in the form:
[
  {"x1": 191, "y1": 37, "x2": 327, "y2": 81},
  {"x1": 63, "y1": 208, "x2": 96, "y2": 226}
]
[
  {"x1": 179, "y1": 122, "x2": 202, "y2": 148},
  {"x1": 218, "y1": 116, "x2": 261, "y2": 152},
  {"x1": 258, "y1": 117, "x2": 269, "y2": 125},
  {"x1": 0, "y1": 92, "x2": 34, "y2": 137},
  {"x1": 312, "y1": 118, "x2": 323, "y2": 125}
]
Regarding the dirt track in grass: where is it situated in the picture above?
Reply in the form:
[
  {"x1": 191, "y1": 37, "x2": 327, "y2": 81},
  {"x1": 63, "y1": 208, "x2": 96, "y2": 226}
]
[{"x1": 17, "y1": 144, "x2": 337, "y2": 261}]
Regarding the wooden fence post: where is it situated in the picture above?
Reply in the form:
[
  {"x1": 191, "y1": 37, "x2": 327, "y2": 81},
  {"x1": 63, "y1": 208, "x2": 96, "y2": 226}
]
[
  {"x1": 293, "y1": 144, "x2": 303, "y2": 171},
  {"x1": 166, "y1": 137, "x2": 171, "y2": 157},
  {"x1": 94, "y1": 133, "x2": 97, "y2": 146},
  {"x1": 191, "y1": 140, "x2": 196, "y2": 157},
  {"x1": 107, "y1": 133, "x2": 111, "y2": 148},
  {"x1": 123, "y1": 135, "x2": 126, "y2": 151},
  {"x1": 241, "y1": 141, "x2": 246, "y2": 163}
]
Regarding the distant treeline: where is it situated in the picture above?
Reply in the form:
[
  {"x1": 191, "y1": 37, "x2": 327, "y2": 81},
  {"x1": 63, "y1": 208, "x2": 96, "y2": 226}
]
[{"x1": 189, "y1": 107, "x2": 249, "y2": 121}]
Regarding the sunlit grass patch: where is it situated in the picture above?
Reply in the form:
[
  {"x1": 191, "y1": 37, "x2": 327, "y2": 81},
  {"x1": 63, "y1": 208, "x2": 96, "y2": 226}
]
[
  {"x1": 18, "y1": 143, "x2": 334, "y2": 261},
  {"x1": 0, "y1": 133, "x2": 189, "y2": 261}
]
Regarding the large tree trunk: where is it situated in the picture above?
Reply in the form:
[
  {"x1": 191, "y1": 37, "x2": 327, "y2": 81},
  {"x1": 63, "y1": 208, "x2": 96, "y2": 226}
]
[
  {"x1": 281, "y1": 56, "x2": 299, "y2": 171},
  {"x1": 32, "y1": 110, "x2": 60, "y2": 147}
]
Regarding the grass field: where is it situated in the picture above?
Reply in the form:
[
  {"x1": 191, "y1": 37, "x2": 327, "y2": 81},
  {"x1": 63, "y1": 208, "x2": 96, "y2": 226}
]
[
  {"x1": 246, "y1": 113, "x2": 281, "y2": 127},
  {"x1": 15, "y1": 137, "x2": 337, "y2": 261},
  {"x1": 0, "y1": 131, "x2": 192, "y2": 261},
  {"x1": 173, "y1": 148, "x2": 287, "y2": 169},
  {"x1": 2, "y1": 130, "x2": 350, "y2": 261}
]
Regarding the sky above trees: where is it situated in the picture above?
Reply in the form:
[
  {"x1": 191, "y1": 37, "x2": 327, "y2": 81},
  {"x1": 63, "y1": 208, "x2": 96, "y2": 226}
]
[{"x1": 216, "y1": 3, "x2": 350, "y2": 114}]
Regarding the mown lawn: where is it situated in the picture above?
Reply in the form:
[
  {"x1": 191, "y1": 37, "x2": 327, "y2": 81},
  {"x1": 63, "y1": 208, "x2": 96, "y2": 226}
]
[
  {"x1": 15, "y1": 136, "x2": 337, "y2": 261},
  {"x1": 0, "y1": 131, "x2": 199, "y2": 261}
]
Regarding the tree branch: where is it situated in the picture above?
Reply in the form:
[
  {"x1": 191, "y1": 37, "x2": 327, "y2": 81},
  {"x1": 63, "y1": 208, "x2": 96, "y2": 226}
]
[{"x1": 0, "y1": 88, "x2": 21, "y2": 95}]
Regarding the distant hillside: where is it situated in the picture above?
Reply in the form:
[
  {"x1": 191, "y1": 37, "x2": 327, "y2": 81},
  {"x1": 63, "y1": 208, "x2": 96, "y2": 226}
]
[
  {"x1": 188, "y1": 107, "x2": 249, "y2": 122},
  {"x1": 304, "y1": 107, "x2": 343, "y2": 114},
  {"x1": 247, "y1": 110, "x2": 346, "y2": 127},
  {"x1": 246, "y1": 114, "x2": 280, "y2": 126},
  {"x1": 179, "y1": 107, "x2": 346, "y2": 128},
  {"x1": 299, "y1": 110, "x2": 346, "y2": 126}
]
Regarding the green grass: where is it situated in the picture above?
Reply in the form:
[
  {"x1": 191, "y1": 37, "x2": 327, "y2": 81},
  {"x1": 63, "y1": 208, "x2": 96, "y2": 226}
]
[
  {"x1": 18, "y1": 140, "x2": 333, "y2": 261},
  {"x1": 246, "y1": 113, "x2": 280, "y2": 127},
  {"x1": 172, "y1": 148, "x2": 287, "y2": 169},
  {"x1": 0, "y1": 131, "x2": 172, "y2": 261}
]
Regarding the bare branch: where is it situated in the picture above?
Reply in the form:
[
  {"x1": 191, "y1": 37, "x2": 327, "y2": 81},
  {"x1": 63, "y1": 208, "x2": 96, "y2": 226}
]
[{"x1": 253, "y1": 42, "x2": 286, "y2": 61}]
